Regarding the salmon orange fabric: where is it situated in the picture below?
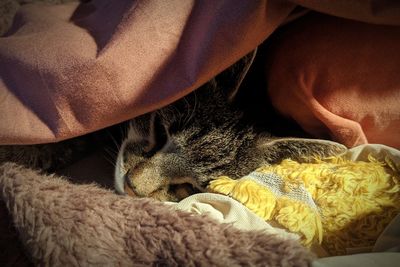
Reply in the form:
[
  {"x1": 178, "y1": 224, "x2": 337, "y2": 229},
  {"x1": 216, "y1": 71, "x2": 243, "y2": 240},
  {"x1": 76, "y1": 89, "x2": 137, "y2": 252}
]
[{"x1": 266, "y1": 13, "x2": 400, "y2": 148}]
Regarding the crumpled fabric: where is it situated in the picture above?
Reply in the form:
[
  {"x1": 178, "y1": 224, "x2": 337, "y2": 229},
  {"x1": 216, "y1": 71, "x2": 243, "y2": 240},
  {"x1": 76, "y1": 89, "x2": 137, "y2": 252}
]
[{"x1": 0, "y1": 0, "x2": 399, "y2": 144}]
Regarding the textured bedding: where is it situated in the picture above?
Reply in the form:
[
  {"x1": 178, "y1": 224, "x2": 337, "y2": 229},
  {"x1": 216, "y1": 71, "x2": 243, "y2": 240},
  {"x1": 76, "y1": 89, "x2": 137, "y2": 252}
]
[
  {"x1": 1, "y1": 142, "x2": 399, "y2": 266},
  {"x1": 174, "y1": 144, "x2": 400, "y2": 256},
  {"x1": 1, "y1": 1, "x2": 400, "y2": 266},
  {"x1": 0, "y1": 162, "x2": 313, "y2": 266},
  {"x1": 0, "y1": 0, "x2": 399, "y2": 144}
]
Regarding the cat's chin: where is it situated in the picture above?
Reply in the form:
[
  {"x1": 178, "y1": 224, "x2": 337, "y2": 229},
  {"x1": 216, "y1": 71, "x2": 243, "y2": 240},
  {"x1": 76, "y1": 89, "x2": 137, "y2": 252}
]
[
  {"x1": 169, "y1": 183, "x2": 201, "y2": 201},
  {"x1": 123, "y1": 178, "x2": 202, "y2": 202}
]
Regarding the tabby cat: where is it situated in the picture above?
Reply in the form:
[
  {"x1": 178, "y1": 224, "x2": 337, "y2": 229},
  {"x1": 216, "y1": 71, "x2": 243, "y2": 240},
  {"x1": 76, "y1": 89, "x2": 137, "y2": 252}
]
[
  {"x1": 114, "y1": 51, "x2": 346, "y2": 201},
  {"x1": 0, "y1": 52, "x2": 346, "y2": 201}
]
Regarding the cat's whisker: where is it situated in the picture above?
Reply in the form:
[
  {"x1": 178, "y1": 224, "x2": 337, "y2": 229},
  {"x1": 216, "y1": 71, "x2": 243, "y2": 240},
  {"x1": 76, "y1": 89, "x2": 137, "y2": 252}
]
[
  {"x1": 118, "y1": 124, "x2": 126, "y2": 140},
  {"x1": 102, "y1": 150, "x2": 117, "y2": 167},
  {"x1": 121, "y1": 122, "x2": 129, "y2": 140},
  {"x1": 104, "y1": 147, "x2": 118, "y2": 158},
  {"x1": 102, "y1": 155, "x2": 117, "y2": 167},
  {"x1": 171, "y1": 105, "x2": 181, "y2": 124},
  {"x1": 183, "y1": 91, "x2": 197, "y2": 128},
  {"x1": 182, "y1": 96, "x2": 191, "y2": 127},
  {"x1": 106, "y1": 130, "x2": 121, "y2": 151},
  {"x1": 103, "y1": 149, "x2": 118, "y2": 167}
]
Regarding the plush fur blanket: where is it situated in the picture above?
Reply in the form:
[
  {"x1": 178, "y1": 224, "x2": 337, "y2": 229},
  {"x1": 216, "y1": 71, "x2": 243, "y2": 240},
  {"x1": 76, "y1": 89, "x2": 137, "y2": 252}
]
[
  {"x1": 1, "y1": 1, "x2": 400, "y2": 266},
  {"x1": 0, "y1": 162, "x2": 313, "y2": 266}
]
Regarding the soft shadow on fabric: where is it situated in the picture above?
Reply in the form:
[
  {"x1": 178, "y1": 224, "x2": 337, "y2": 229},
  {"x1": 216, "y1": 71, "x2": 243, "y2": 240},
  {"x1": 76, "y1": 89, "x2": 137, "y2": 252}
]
[{"x1": 70, "y1": 0, "x2": 137, "y2": 54}]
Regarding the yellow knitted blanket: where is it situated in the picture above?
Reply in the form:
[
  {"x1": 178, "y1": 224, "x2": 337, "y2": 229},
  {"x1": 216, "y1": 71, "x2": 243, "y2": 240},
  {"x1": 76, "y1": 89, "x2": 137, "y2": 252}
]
[{"x1": 208, "y1": 156, "x2": 400, "y2": 255}]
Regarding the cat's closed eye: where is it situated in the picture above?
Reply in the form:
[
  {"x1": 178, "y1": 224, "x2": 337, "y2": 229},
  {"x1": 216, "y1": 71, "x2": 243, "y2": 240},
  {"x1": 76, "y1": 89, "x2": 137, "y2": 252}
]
[
  {"x1": 143, "y1": 115, "x2": 169, "y2": 156},
  {"x1": 114, "y1": 52, "x2": 347, "y2": 202}
]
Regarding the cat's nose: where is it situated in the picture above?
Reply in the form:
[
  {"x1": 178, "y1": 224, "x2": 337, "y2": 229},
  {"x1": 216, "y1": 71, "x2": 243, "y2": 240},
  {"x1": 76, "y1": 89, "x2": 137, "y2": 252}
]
[
  {"x1": 124, "y1": 165, "x2": 167, "y2": 197},
  {"x1": 123, "y1": 169, "x2": 138, "y2": 197}
]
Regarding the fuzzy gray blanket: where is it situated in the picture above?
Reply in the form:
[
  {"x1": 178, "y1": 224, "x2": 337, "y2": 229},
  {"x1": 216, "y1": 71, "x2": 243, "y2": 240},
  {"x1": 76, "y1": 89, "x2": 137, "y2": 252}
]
[{"x1": 0, "y1": 162, "x2": 312, "y2": 266}]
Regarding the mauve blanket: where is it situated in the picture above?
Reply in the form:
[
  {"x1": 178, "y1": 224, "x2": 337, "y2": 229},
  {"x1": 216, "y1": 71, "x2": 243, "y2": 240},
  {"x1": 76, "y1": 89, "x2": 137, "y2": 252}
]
[
  {"x1": 0, "y1": 0, "x2": 294, "y2": 144},
  {"x1": 1, "y1": 0, "x2": 400, "y2": 144}
]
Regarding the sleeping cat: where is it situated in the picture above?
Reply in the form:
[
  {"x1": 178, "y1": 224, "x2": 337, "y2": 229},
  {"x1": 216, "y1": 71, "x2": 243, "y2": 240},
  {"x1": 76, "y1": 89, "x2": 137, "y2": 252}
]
[
  {"x1": 114, "y1": 53, "x2": 347, "y2": 201},
  {"x1": 0, "y1": 52, "x2": 346, "y2": 201}
]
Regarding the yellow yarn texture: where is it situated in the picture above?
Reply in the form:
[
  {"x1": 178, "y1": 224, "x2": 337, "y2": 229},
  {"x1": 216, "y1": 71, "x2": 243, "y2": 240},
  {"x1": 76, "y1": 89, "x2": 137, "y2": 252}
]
[{"x1": 208, "y1": 156, "x2": 400, "y2": 255}]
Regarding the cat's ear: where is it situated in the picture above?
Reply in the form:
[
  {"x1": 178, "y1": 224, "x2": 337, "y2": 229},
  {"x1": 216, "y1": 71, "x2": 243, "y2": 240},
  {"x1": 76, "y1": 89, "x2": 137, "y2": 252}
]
[
  {"x1": 127, "y1": 113, "x2": 167, "y2": 152},
  {"x1": 215, "y1": 48, "x2": 257, "y2": 103}
]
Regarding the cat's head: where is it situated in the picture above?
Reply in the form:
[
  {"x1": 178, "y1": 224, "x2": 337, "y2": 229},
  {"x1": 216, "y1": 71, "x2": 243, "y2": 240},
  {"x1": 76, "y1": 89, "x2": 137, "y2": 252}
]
[
  {"x1": 114, "y1": 51, "x2": 259, "y2": 201},
  {"x1": 114, "y1": 111, "x2": 197, "y2": 201},
  {"x1": 114, "y1": 81, "x2": 262, "y2": 201}
]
